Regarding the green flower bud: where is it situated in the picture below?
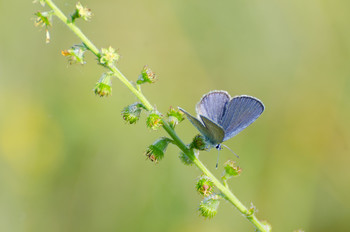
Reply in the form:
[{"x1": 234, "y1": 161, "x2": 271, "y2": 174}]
[
  {"x1": 199, "y1": 195, "x2": 220, "y2": 218},
  {"x1": 190, "y1": 134, "x2": 208, "y2": 150},
  {"x1": 121, "y1": 103, "x2": 145, "y2": 124},
  {"x1": 222, "y1": 160, "x2": 242, "y2": 181},
  {"x1": 145, "y1": 137, "x2": 172, "y2": 163},
  {"x1": 179, "y1": 151, "x2": 194, "y2": 166},
  {"x1": 146, "y1": 111, "x2": 163, "y2": 130},
  {"x1": 33, "y1": 11, "x2": 53, "y2": 43},
  {"x1": 34, "y1": 11, "x2": 52, "y2": 28},
  {"x1": 99, "y1": 46, "x2": 120, "y2": 66},
  {"x1": 72, "y1": 2, "x2": 92, "y2": 22},
  {"x1": 196, "y1": 176, "x2": 214, "y2": 197},
  {"x1": 166, "y1": 107, "x2": 185, "y2": 129},
  {"x1": 93, "y1": 72, "x2": 113, "y2": 97},
  {"x1": 136, "y1": 65, "x2": 157, "y2": 84},
  {"x1": 61, "y1": 44, "x2": 87, "y2": 65},
  {"x1": 245, "y1": 203, "x2": 257, "y2": 218}
]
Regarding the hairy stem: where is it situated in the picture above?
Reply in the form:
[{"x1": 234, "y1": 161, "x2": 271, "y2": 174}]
[{"x1": 43, "y1": 0, "x2": 268, "y2": 231}]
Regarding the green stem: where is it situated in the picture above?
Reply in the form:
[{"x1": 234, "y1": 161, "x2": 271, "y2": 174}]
[
  {"x1": 45, "y1": 0, "x2": 99, "y2": 56},
  {"x1": 223, "y1": 179, "x2": 228, "y2": 188},
  {"x1": 42, "y1": 1, "x2": 269, "y2": 231}
]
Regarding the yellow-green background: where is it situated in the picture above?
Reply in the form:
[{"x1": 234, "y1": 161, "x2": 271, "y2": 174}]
[{"x1": 1, "y1": 0, "x2": 349, "y2": 231}]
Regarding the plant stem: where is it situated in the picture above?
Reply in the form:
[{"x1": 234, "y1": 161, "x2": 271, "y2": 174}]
[{"x1": 42, "y1": 1, "x2": 269, "y2": 231}]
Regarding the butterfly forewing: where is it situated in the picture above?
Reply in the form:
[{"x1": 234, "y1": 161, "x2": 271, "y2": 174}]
[
  {"x1": 178, "y1": 108, "x2": 214, "y2": 143},
  {"x1": 220, "y1": 96, "x2": 264, "y2": 141},
  {"x1": 196, "y1": 91, "x2": 230, "y2": 124},
  {"x1": 178, "y1": 107, "x2": 224, "y2": 146}
]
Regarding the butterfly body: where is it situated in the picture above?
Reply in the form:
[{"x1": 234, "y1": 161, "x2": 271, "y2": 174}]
[{"x1": 179, "y1": 90, "x2": 264, "y2": 148}]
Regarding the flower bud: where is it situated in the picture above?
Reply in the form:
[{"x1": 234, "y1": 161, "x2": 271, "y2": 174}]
[
  {"x1": 245, "y1": 203, "x2": 257, "y2": 218},
  {"x1": 61, "y1": 44, "x2": 87, "y2": 64},
  {"x1": 146, "y1": 111, "x2": 163, "y2": 130},
  {"x1": 179, "y1": 151, "x2": 193, "y2": 166},
  {"x1": 196, "y1": 176, "x2": 214, "y2": 197},
  {"x1": 93, "y1": 72, "x2": 113, "y2": 97},
  {"x1": 34, "y1": 11, "x2": 53, "y2": 43},
  {"x1": 34, "y1": 11, "x2": 52, "y2": 28},
  {"x1": 72, "y1": 2, "x2": 92, "y2": 22},
  {"x1": 199, "y1": 195, "x2": 220, "y2": 218},
  {"x1": 121, "y1": 103, "x2": 145, "y2": 124},
  {"x1": 222, "y1": 160, "x2": 242, "y2": 181},
  {"x1": 190, "y1": 134, "x2": 208, "y2": 150},
  {"x1": 136, "y1": 65, "x2": 157, "y2": 84},
  {"x1": 145, "y1": 137, "x2": 172, "y2": 163},
  {"x1": 166, "y1": 107, "x2": 185, "y2": 129},
  {"x1": 99, "y1": 46, "x2": 120, "y2": 66}
]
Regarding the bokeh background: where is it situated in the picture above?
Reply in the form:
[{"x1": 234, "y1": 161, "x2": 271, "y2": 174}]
[{"x1": 0, "y1": 0, "x2": 349, "y2": 231}]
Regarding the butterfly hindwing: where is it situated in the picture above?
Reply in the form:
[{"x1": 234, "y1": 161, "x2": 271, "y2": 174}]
[{"x1": 178, "y1": 107, "x2": 213, "y2": 141}]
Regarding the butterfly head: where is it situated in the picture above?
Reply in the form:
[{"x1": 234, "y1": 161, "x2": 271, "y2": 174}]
[{"x1": 215, "y1": 144, "x2": 223, "y2": 151}]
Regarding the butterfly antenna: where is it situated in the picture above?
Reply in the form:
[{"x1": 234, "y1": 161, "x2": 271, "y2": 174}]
[
  {"x1": 222, "y1": 144, "x2": 240, "y2": 158},
  {"x1": 216, "y1": 149, "x2": 220, "y2": 169}
]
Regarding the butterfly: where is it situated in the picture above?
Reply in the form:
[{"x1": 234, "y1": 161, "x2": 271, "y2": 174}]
[{"x1": 179, "y1": 90, "x2": 264, "y2": 150}]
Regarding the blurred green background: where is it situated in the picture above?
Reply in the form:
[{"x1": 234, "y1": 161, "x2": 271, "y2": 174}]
[{"x1": 0, "y1": 0, "x2": 349, "y2": 231}]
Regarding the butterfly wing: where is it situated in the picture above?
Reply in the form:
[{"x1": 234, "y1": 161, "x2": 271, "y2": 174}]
[
  {"x1": 200, "y1": 115, "x2": 225, "y2": 145},
  {"x1": 179, "y1": 107, "x2": 224, "y2": 146},
  {"x1": 220, "y1": 95, "x2": 264, "y2": 141},
  {"x1": 196, "y1": 90, "x2": 230, "y2": 124}
]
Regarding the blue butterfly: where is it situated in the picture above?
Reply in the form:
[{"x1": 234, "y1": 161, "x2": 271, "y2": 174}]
[{"x1": 179, "y1": 90, "x2": 264, "y2": 150}]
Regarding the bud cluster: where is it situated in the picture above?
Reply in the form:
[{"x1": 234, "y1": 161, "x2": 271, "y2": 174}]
[
  {"x1": 196, "y1": 176, "x2": 214, "y2": 197},
  {"x1": 137, "y1": 65, "x2": 157, "y2": 85},
  {"x1": 121, "y1": 103, "x2": 145, "y2": 124},
  {"x1": 72, "y1": 2, "x2": 92, "y2": 22},
  {"x1": 145, "y1": 137, "x2": 172, "y2": 163},
  {"x1": 222, "y1": 160, "x2": 242, "y2": 182},
  {"x1": 93, "y1": 72, "x2": 113, "y2": 97},
  {"x1": 190, "y1": 134, "x2": 208, "y2": 150},
  {"x1": 100, "y1": 46, "x2": 120, "y2": 66},
  {"x1": 179, "y1": 151, "x2": 194, "y2": 166},
  {"x1": 61, "y1": 44, "x2": 87, "y2": 64},
  {"x1": 146, "y1": 111, "x2": 163, "y2": 130},
  {"x1": 198, "y1": 194, "x2": 220, "y2": 218},
  {"x1": 166, "y1": 107, "x2": 185, "y2": 129},
  {"x1": 33, "y1": 11, "x2": 53, "y2": 43}
]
